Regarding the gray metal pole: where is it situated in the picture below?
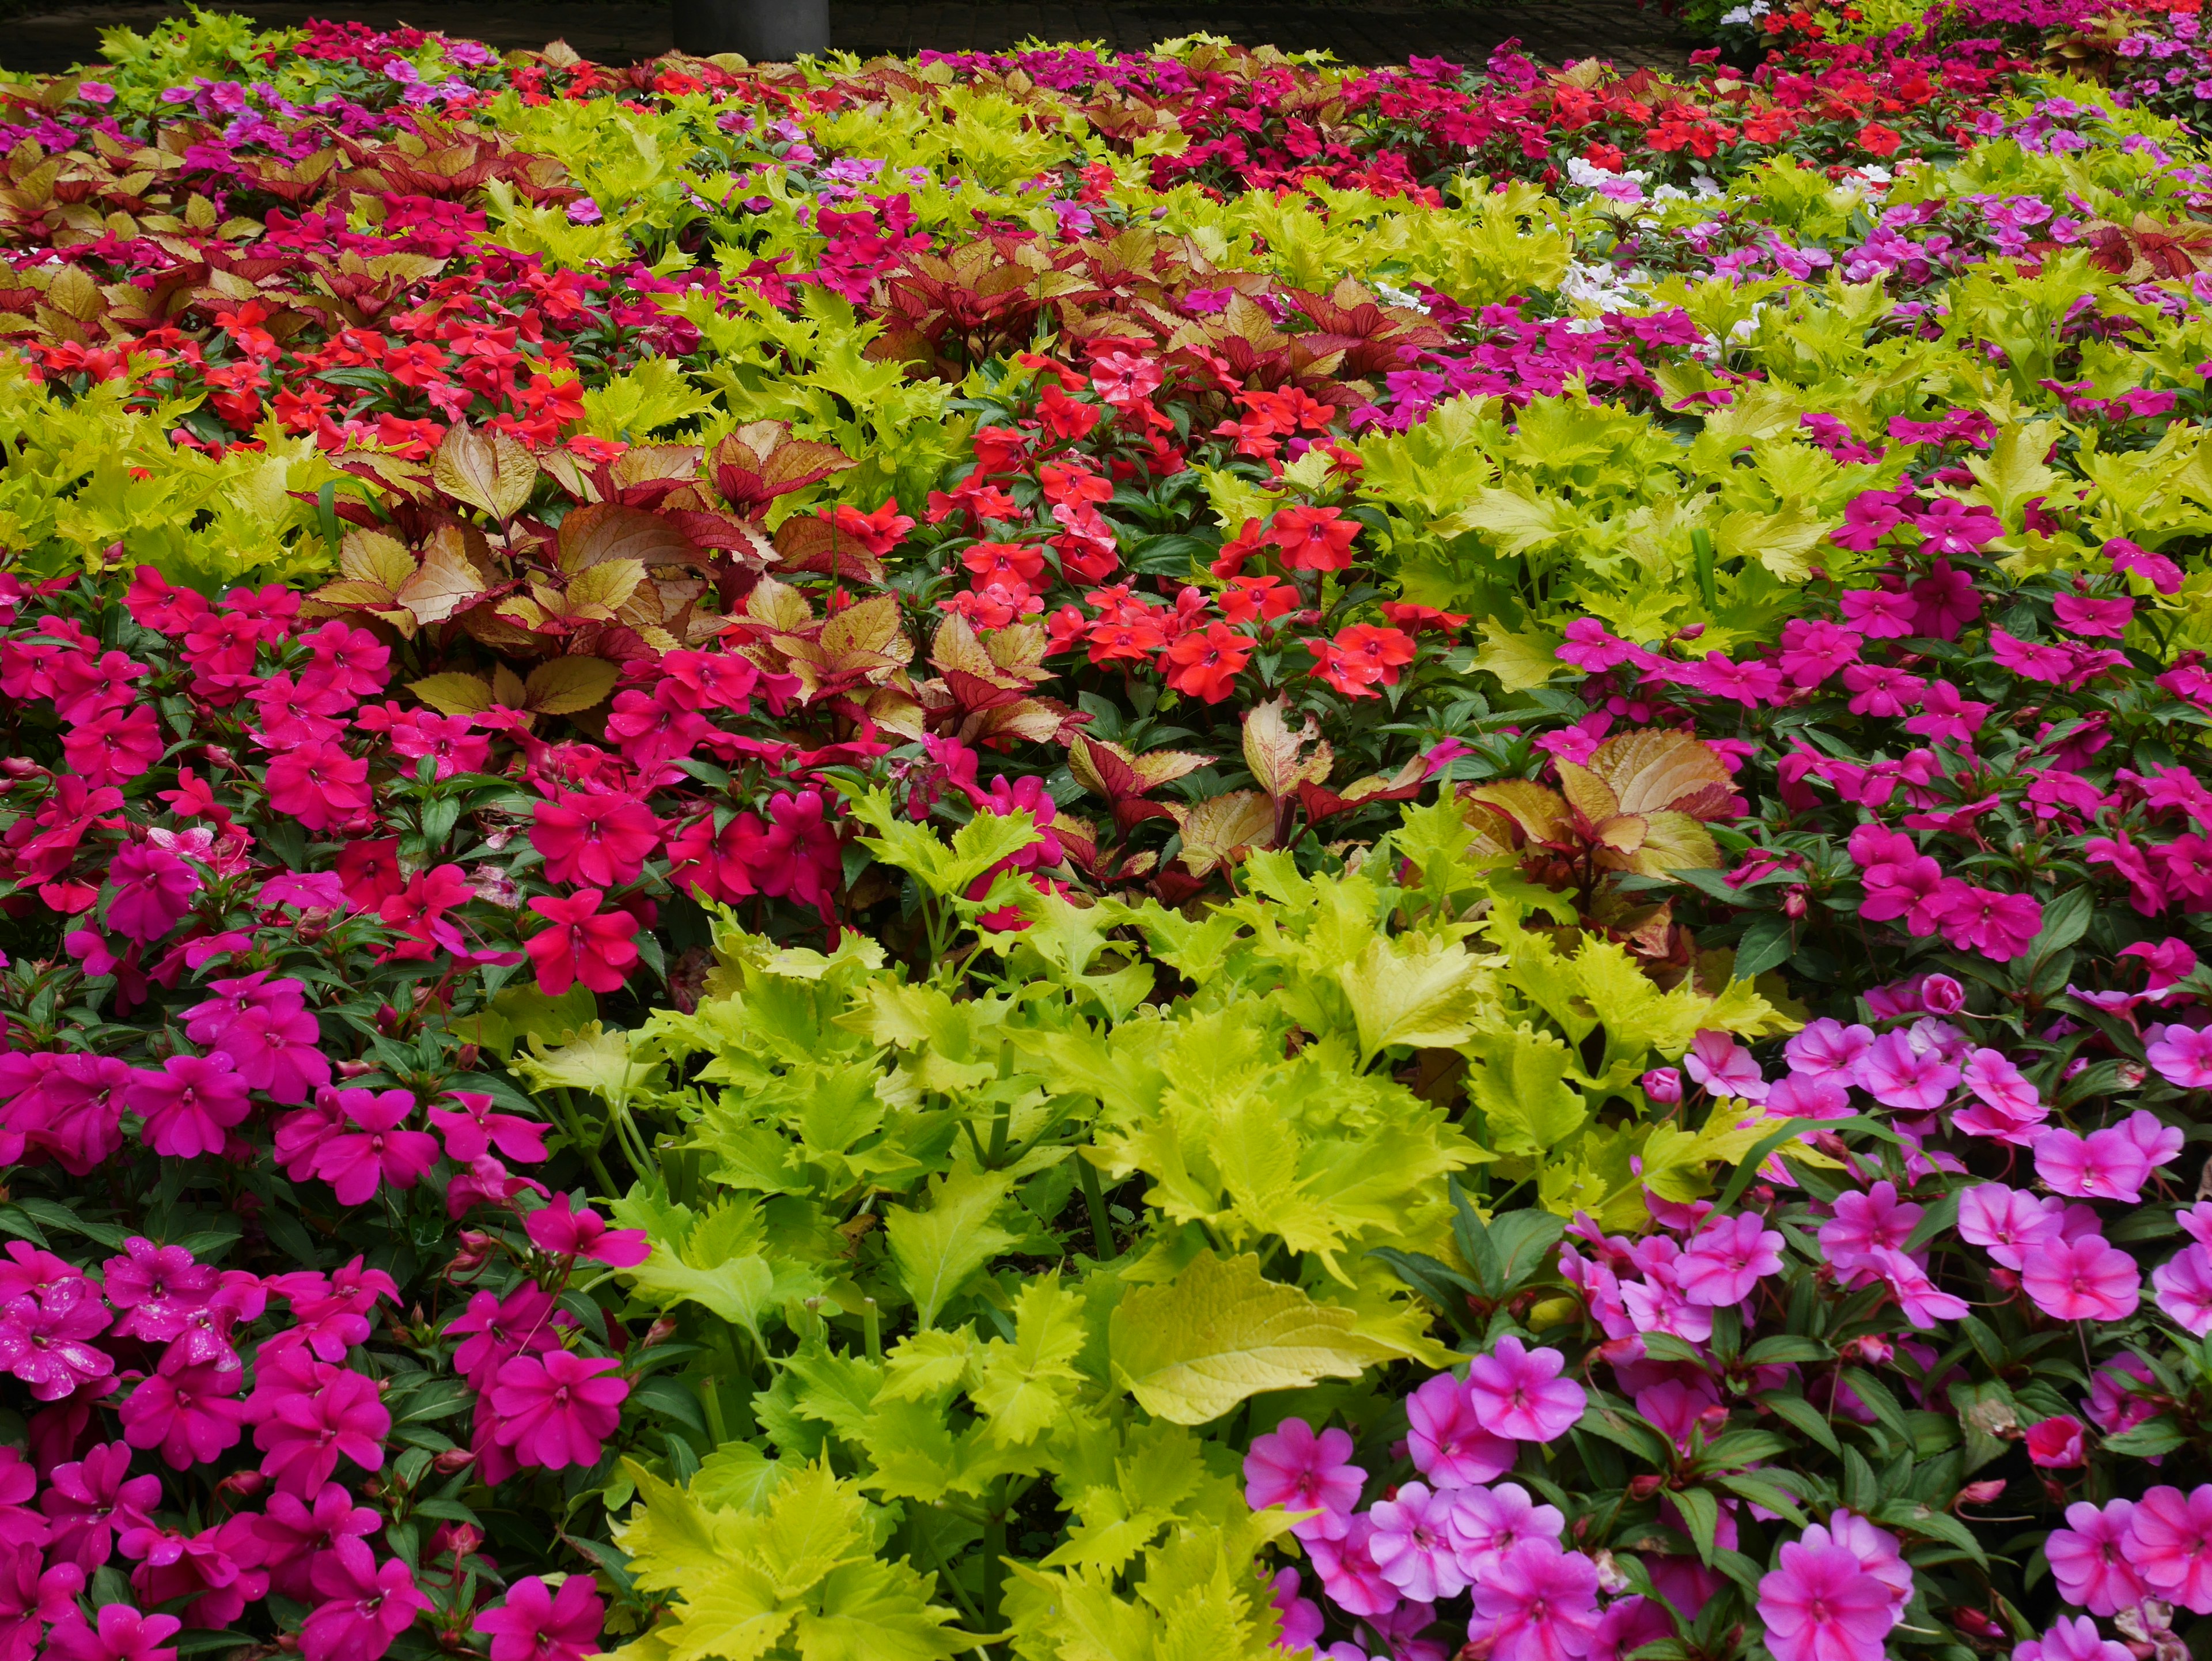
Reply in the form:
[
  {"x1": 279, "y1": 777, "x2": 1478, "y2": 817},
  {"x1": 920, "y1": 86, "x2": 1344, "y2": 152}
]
[{"x1": 672, "y1": 0, "x2": 830, "y2": 58}]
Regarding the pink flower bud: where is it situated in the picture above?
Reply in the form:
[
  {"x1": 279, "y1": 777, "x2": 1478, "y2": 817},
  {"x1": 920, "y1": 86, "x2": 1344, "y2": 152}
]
[
  {"x1": 1921, "y1": 973, "x2": 1965, "y2": 1014},
  {"x1": 1642, "y1": 1067, "x2": 1683, "y2": 1105}
]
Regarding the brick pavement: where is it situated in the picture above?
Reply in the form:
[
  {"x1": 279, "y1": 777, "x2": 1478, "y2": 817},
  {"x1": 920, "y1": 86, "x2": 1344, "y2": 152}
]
[{"x1": 0, "y1": 0, "x2": 1690, "y2": 74}]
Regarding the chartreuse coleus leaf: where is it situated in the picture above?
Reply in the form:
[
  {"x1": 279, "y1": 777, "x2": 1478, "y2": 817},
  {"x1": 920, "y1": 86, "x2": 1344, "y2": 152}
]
[
  {"x1": 1108, "y1": 1251, "x2": 1397, "y2": 1425},
  {"x1": 607, "y1": 1458, "x2": 975, "y2": 1661}
]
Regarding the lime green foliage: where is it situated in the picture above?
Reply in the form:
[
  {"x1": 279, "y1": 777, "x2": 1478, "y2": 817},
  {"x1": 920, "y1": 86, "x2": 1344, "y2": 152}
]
[
  {"x1": 0, "y1": 358, "x2": 370, "y2": 585},
  {"x1": 528, "y1": 800, "x2": 1800, "y2": 1653}
]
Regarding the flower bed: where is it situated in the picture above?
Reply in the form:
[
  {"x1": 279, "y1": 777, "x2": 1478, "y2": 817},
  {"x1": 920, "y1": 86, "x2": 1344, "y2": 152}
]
[{"x1": 1, "y1": 6, "x2": 2211, "y2": 1661}]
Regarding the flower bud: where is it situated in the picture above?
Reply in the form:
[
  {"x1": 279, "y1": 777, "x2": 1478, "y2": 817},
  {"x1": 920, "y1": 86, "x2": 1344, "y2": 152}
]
[
  {"x1": 454, "y1": 1043, "x2": 482, "y2": 1073},
  {"x1": 1641, "y1": 1067, "x2": 1683, "y2": 1106},
  {"x1": 1782, "y1": 885, "x2": 1809, "y2": 920},
  {"x1": 336, "y1": 1058, "x2": 376, "y2": 1080},
  {"x1": 433, "y1": 1448, "x2": 476, "y2": 1475},
  {"x1": 218, "y1": 1469, "x2": 267, "y2": 1498},
  {"x1": 1840, "y1": 1334, "x2": 1893, "y2": 1365},
  {"x1": 1627, "y1": 1474, "x2": 1666, "y2": 1500},
  {"x1": 643, "y1": 1316, "x2": 680, "y2": 1348},
  {"x1": 1952, "y1": 1609, "x2": 2004, "y2": 1639},
  {"x1": 1921, "y1": 973, "x2": 1965, "y2": 1015},
  {"x1": 1955, "y1": 1479, "x2": 2008, "y2": 1508}
]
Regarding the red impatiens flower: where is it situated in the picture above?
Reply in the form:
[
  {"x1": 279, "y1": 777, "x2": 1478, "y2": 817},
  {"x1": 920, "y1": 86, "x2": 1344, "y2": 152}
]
[
  {"x1": 816, "y1": 500, "x2": 916, "y2": 557},
  {"x1": 1160, "y1": 622, "x2": 1253, "y2": 705},
  {"x1": 62, "y1": 706, "x2": 164, "y2": 786},
  {"x1": 529, "y1": 792, "x2": 660, "y2": 889},
  {"x1": 524, "y1": 891, "x2": 639, "y2": 995},
  {"x1": 1308, "y1": 623, "x2": 1416, "y2": 698},
  {"x1": 1268, "y1": 505, "x2": 1359, "y2": 572}
]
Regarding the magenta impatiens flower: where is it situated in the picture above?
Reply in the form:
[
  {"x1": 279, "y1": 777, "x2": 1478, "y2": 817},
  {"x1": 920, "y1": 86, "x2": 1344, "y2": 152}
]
[
  {"x1": 249, "y1": 1353, "x2": 390, "y2": 1497},
  {"x1": 119, "y1": 1361, "x2": 247, "y2": 1469},
  {"x1": 303, "y1": 1537, "x2": 430, "y2": 1661},
  {"x1": 427, "y1": 1091, "x2": 548, "y2": 1164},
  {"x1": 42, "y1": 1441, "x2": 161, "y2": 1571},
  {"x1": 2048, "y1": 1498, "x2": 2147, "y2": 1615},
  {"x1": 310, "y1": 1089, "x2": 439, "y2": 1206},
  {"x1": 0, "y1": 1280, "x2": 115, "y2": 1401},
  {"x1": 1308, "y1": 1514, "x2": 1399, "y2": 1618},
  {"x1": 524, "y1": 890, "x2": 639, "y2": 996},
  {"x1": 524, "y1": 1195, "x2": 650, "y2": 1269},
  {"x1": 45, "y1": 1603, "x2": 181, "y2": 1661},
  {"x1": 2027, "y1": 1415, "x2": 2087, "y2": 1470},
  {"x1": 2130, "y1": 1485, "x2": 2212, "y2": 1613},
  {"x1": 125, "y1": 1055, "x2": 250, "y2": 1161},
  {"x1": 488, "y1": 1350, "x2": 628, "y2": 1470},
  {"x1": 2015, "y1": 1615, "x2": 2133, "y2": 1661},
  {"x1": 1244, "y1": 1416, "x2": 1365, "y2": 1540},
  {"x1": 475, "y1": 1574, "x2": 606, "y2": 1661},
  {"x1": 531, "y1": 790, "x2": 661, "y2": 889},
  {"x1": 2021, "y1": 1236, "x2": 2141, "y2": 1322},
  {"x1": 1464, "y1": 1538, "x2": 1601, "y2": 1661},
  {"x1": 1404, "y1": 1372, "x2": 1513, "y2": 1490},
  {"x1": 1366, "y1": 1481, "x2": 1465, "y2": 1601},
  {"x1": 1676, "y1": 1213, "x2": 1785, "y2": 1307},
  {"x1": 104, "y1": 845, "x2": 201, "y2": 944},
  {"x1": 1464, "y1": 1338, "x2": 1584, "y2": 1443},
  {"x1": 1757, "y1": 1539, "x2": 1897, "y2": 1661}
]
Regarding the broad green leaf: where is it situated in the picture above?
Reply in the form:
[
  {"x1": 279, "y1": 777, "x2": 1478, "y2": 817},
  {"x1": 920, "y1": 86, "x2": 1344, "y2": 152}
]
[
  {"x1": 885, "y1": 1168, "x2": 1018, "y2": 1329},
  {"x1": 1109, "y1": 1251, "x2": 1393, "y2": 1425}
]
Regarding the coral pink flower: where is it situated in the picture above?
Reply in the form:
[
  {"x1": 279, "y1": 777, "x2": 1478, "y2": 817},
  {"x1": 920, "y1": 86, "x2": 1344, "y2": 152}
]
[
  {"x1": 1465, "y1": 1538, "x2": 1601, "y2": 1661},
  {"x1": 1405, "y1": 1373, "x2": 1513, "y2": 1490},
  {"x1": 524, "y1": 1195, "x2": 650, "y2": 1269},
  {"x1": 488, "y1": 1350, "x2": 628, "y2": 1470},
  {"x1": 2021, "y1": 1235, "x2": 2139, "y2": 1321},
  {"x1": 1465, "y1": 1338, "x2": 1584, "y2": 1443},
  {"x1": 524, "y1": 890, "x2": 639, "y2": 996},
  {"x1": 2048, "y1": 1499, "x2": 2147, "y2": 1615},
  {"x1": 302, "y1": 1538, "x2": 430, "y2": 1661},
  {"x1": 1368, "y1": 1481, "x2": 1465, "y2": 1601},
  {"x1": 1244, "y1": 1417, "x2": 1365, "y2": 1541},
  {"x1": 530, "y1": 792, "x2": 660, "y2": 889},
  {"x1": 1757, "y1": 1541, "x2": 1897, "y2": 1661},
  {"x1": 475, "y1": 1574, "x2": 605, "y2": 1661},
  {"x1": 2131, "y1": 1485, "x2": 2212, "y2": 1613}
]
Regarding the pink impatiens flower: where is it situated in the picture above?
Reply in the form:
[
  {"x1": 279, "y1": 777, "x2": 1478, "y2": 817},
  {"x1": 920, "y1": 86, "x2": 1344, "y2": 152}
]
[
  {"x1": 1676, "y1": 1213, "x2": 1785, "y2": 1307},
  {"x1": 2148, "y1": 1023, "x2": 2212, "y2": 1088},
  {"x1": 475, "y1": 1574, "x2": 606, "y2": 1661},
  {"x1": 1244, "y1": 1417, "x2": 1365, "y2": 1541},
  {"x1": 2033, "y1": 1126, "x2": 2152, "y2": 1202},
  {"x1": 42, "y1": 1441, "x2": 161, "y2": 1571},
  {"x1": 1368, "y1": 1481, "x2": 1465, "y2": 1601},
  {"x1": 1682, "y1": 1030, "x2": 1767, "y2": 1101},
  {"x1": 1309, "y1": 1514, "x2": 1399, "y2": 1618},
  {"x1": 1464, "y1": 1338, "x2": 1585, "y2": 1443},
  {"x1": 1464, "y1": 1538, "x2": 1601, "y2": 1661},
  {"x1": 1854, "y1": 1031, "x2": 1959, "y2": 1113},
  {"x1": 2154, "y1": 1244, "x2": 2212, "y2": 1336},
  {"x1": 120, "y1": 1361, "x2": 247, "y2": 1469},
  {"x1": 2130, "y1": 1484, "x2": 2212, "y2": 1613},
  {"x1": 427, "y1": 1092, "x2": 548, "y2": 1165},
  {"x1": 2021, "y1": 1236, "x2": 2141, "y2": 1322},
  {"x1": 2048, "y1": 1498, "x2": 2147, "y2": 1615},
  {"x1": 1406, "y1": 1372, "x2": 1514, "y2": 1490},
  {"x1": 531, "y1": 791, "x2": 660, "y2": 889},
  {"x1": 1957, "y1": 1185, "x2": 2063, "y2": 1270},
  {"x1": 1444, "y1": 1482, "x2": 1563, "y2": 1579},
  {"x1": 0, "y1": 1279, "x2": 115, "y2": 1400},
  {"x1": 1757, "y1": 1540, "x2": 1897, "y2": 1661},
  {"x1": 45, "y1": 1603, "x2": 181, "y2": 1661},
  {"x1": 1953, "y1": 1050, "x2": 2046, "y2": 1144},
  {"x1": 488, "y1": 1350, "x2": 629, "y2": 1470}
]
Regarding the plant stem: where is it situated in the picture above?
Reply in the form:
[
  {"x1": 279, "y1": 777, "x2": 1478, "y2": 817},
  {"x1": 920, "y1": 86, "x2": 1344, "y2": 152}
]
[{"x1": 1077, "y1": 1156, "x2": 1114, "y2": 1259}]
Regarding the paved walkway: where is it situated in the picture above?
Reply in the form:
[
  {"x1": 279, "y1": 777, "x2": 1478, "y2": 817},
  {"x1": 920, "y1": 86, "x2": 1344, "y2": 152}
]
[{"x1": 0, "y1": 0, "x2": 1691, "y2": 74}]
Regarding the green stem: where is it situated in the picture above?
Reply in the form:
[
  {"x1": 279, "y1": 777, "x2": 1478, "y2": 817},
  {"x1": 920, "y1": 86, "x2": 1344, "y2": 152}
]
[
  {"x1": 1691, "y1": 527, "x2": 1718, "y2": 616},
  {"x1": 698, "y1": 1376, "x2": 728, "y2": 1446},
  {"x1": 555, "y1": 1088, "x2": 620, "y2": 1197},
  {"x1": 1077, "y1": 1156, "x2": 1114, "y2": 1260},
  {"x1": 863, "y1": 1297, "x2": 881, "y2": 1363},
  {"x1": 985, "y1": 1095, "x2": 1012, "y2": 1168},
  {"x1": 981, "y1": 1477, "x2": 1009, "y2": 1634}
]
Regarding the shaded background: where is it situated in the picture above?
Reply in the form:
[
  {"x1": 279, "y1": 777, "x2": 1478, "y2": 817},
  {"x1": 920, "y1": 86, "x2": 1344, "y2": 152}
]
[{"x1": 0, "y1": 0, "x2": 1691, "y2": 74}]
